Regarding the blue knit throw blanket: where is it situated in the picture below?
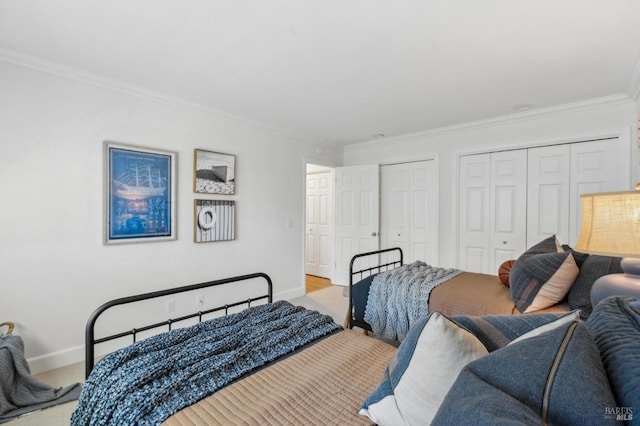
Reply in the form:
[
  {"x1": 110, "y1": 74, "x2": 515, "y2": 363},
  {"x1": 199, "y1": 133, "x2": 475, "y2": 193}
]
[
  {"x1": 71, "y1": 301, "x2": 340, "y2": 426},
  {"x1": 364, "y1": 261, "x2": 463, "y2": 341}
]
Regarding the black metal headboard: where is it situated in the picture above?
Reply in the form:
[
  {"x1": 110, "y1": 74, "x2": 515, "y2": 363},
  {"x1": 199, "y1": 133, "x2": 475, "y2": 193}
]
[
  {"x1": 347, "y1": 247, "x2": 403, "y2": 330},
  {"x1": 84, "y1": 272, "x2": 273, "y2": 378}
]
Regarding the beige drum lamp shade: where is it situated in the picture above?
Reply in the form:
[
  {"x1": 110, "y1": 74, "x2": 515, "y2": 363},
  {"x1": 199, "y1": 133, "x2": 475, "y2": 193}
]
[
  {"x1": 575, "y1": 190, "x2": 640, "y2": 258},
  {"x1": 575, "y1": 190, "x2": 640, "y2": 308}
]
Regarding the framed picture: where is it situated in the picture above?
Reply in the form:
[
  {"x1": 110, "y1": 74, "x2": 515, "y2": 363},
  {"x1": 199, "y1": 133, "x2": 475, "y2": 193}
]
[
  {"x1": 104, "y1": 141, "x2": 177, "y2": 244},
  {"x1": 194, "y1": 149, "x2": 235, "y2": 194},
  {"x1": 194, "y1": 199, "x2": 235, "y2": 242}
]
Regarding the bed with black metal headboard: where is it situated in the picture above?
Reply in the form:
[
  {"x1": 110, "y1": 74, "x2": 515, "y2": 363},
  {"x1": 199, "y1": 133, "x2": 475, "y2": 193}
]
[
  {"x1": 346, "y1": 245, "x2": 572, "y2": 340},
  {"x1": 347, "y1": 247, "x2": 404, "y2": 331},
  {"x1": 84, "y1": 272, "x2": 273, "y2": 378},
  {"x1": 75, "y1": 272, "x2": 397, "y2": 425}
]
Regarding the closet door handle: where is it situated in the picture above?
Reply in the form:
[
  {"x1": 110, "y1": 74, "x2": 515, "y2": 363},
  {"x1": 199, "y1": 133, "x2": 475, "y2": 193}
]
[{"x1": 371, "y1": 232, "x2": 378, "y2": 237}]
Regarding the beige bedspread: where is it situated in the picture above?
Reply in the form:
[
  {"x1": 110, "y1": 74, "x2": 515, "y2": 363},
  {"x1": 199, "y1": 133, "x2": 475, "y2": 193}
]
[
  {"x1": 429, "y1": 272, "x2": 569, "y2": 316},
  {"x1": 163, "y1": 329, "x2": 396, "y2": 426}
]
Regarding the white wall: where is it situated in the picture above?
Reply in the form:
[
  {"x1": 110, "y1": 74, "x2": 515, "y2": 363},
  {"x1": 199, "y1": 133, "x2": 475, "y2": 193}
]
[
  {"x1": 0, "y1": 61, "x2": 341, "y2": 373},
  {"x1": 344, "y1": 97, "x2": 639, "y2": 270}
]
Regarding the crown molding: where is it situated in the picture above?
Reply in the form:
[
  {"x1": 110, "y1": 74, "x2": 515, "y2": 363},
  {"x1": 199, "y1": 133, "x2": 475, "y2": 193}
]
[
  {"x1": 0, "y1": 47, "x2": 328, "y2": 146},
  {"x1": 345, "y1": 94, "x2": 633, "y2": 151},
  {"x1": 2, "y1": 46, "x2": 634, "y2": 152}
]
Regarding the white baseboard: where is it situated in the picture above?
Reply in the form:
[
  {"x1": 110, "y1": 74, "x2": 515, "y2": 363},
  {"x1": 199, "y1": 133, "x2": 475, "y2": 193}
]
[
  {"x1": 275, "y1": 287, "x2": 305, "y2": 300},
  {"x1": 27, "y1": 344, "x2": 85, "y2": 376}
]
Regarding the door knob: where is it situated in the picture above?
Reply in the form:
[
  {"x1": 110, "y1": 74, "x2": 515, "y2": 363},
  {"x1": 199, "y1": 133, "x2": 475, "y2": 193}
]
[
  {"x1": 372, "y1": 232, "x2": 377, "y2": 237},
  {"x1": 502, "y1": 241, "x2": 507, "y2": 244}
]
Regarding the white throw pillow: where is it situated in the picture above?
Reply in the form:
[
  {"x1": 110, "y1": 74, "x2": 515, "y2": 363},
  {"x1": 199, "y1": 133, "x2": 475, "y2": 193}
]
[{"x1": 360, "y1": 312, "x2": 488, "y2": 425}]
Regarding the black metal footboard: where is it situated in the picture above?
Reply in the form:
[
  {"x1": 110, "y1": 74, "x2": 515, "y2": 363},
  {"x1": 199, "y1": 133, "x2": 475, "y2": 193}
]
[
  {"x1": 347, "y1": 247, "x2": 403, "y2": 330},
  {"x1": 85, "y1": 272, "x2": 272, "y2": 378}
]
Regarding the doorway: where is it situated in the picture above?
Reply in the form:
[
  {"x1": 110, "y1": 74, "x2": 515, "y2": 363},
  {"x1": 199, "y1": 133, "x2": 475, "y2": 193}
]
[
  {"x1": 305, "y1": 164, "x2": 335, "y2": 292},
  {"x1": 303, "y1": 159, "x2": 438, "y2": 291}
]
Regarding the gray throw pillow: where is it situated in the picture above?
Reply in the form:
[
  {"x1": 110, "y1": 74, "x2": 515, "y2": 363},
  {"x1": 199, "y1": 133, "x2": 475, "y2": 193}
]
[{"x1": 510, "y1": 236, "x2": 579, "y2": 313}]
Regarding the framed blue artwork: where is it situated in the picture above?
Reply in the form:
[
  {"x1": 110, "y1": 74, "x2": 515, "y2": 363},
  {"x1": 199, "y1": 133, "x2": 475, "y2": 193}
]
[{"x1": 104, "y1": 141, "x2": 177, "y2": 244}]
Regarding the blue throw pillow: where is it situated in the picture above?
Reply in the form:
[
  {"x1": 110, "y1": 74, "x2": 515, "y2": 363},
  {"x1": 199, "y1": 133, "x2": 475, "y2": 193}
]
[
  {"x1": 587, "y1": 296, "x2": 640, "y2": 417},
  {"x1": 432, "y1": 321, "x2": 620, "y2": 425}
]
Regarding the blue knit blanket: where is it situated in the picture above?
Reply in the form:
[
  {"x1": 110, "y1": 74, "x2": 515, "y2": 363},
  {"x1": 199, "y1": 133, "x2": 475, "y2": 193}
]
[
  {"x1": 71, "y1": 301, "x2": 340, "y2": 426},
  {"x1": 364, "y1": 261, "x2": 463, "y2": 341}
]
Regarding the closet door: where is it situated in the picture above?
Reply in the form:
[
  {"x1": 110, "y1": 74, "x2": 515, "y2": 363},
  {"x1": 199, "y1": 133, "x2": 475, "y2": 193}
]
[
  {"x1": 381, "y1": 164, "x2": 410, "y2": 258},
  {"x1": 410, "y1": 160, "x2": 439, "y2": 265},
  {"x1": 527, "y1": 145, "x2": 571, "y2": 248},
  {"x1": 380, "y1": 160, "x2": 439, "y2": 265},
  {"x1": 458, "y1": 136, "x2": 628, "y2": 273},
  {"x1": 490, "y1": 150, "x2": 528, "y2": 273},
  {"x1": 569, "y1": 138, "x2": 625, "y2": 244},
  {"x1": 458, "y1": 154, "x2": 491, "y2": 273}
]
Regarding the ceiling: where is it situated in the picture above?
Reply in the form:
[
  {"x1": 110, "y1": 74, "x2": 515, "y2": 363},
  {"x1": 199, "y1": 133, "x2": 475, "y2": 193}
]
[{"x1": 1, "y1": 1, "x2": 640, "y2": 146}]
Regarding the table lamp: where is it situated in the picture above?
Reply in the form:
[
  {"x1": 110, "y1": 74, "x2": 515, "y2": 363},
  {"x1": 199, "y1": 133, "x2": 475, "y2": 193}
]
[{"x1": 574, "y1": 189, "x2": 640, "y2": 308}]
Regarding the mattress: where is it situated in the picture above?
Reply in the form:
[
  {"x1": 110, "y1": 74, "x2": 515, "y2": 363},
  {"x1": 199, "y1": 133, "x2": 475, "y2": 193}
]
[
  {"x1": 429, "y1": 272, "x2": 569, "y2": 316},
  {"x1": 163, "y1": 329, "x2": 396, "y2": 425}
]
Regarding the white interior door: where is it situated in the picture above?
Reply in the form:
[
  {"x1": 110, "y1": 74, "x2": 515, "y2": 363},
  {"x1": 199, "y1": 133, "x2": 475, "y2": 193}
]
[
  {"x1": 305, "y1": 171, "x2": 332, "y2": 278},
  {"x1": 381, "y1": 160, "x2": 438, "y2": 265},
  {"x1": 527, "y1": 144, "x2": 571, "y2": 247},
  {"x1": 458, "y1": 154, "x2": 491, "y2": 273},
  {"x1": 409, "y1": 160, "x2": 439, "y2": 265},
  {"x1": 490, "y1": 150, "x2": 528, "y2": 272},
  {"x1": 334, "y1": 164, "x2": 379, "y2": 286},
  {"x1": 569, "y1": 138, "x2": 626, "y2": 245},
  {"x1": 381, "y1": 164, "x2": 410, "y2": 259}
]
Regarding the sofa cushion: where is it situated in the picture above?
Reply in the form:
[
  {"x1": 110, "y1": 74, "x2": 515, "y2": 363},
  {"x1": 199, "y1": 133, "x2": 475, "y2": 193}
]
[
  {"x1": 568, "y1": 255, "x2": 622, "y2": 319},
  {"x1": 510, "y1": 235, "x2": 579, "y2": 313},
  {"x1": 451, "y1": 310, "x2": 580, "y2": 352},
  {"x1": 432, "y1": 321, "x2": 619, "y2": 425},
  {"x1": 587, "y1": 296, "x2": 640, "y2": 415},
  {"x1": 359, "y1": 312, "x2": 488, "y2": 425}
]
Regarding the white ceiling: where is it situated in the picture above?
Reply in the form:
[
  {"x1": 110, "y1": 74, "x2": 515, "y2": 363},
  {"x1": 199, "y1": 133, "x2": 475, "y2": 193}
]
[{"x1": 1, "y1": 1, "x2": 640, "y2": 146}]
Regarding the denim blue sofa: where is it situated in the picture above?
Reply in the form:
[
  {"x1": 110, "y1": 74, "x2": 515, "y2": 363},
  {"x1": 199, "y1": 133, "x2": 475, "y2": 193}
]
[{"x1": 360, "y1": 296, "x2": 639, "y2": 425}]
